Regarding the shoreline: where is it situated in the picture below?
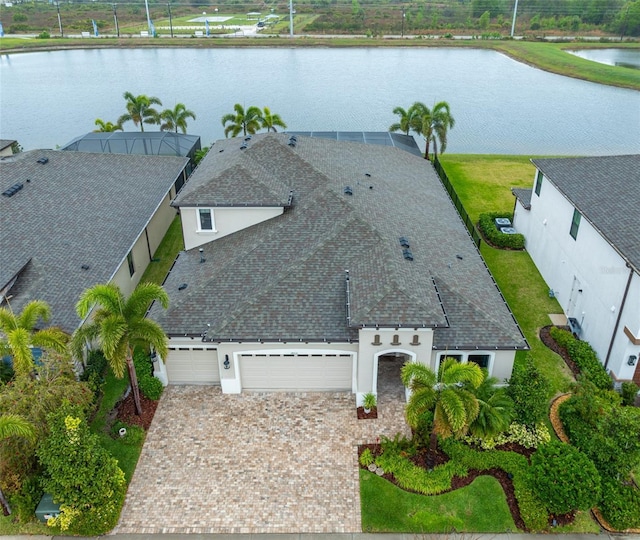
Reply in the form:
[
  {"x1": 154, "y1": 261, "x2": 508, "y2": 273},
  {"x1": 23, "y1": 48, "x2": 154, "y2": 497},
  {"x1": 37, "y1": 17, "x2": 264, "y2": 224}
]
[{"x1": 1, "y1": 36, "x2": 639, "y2": 90}]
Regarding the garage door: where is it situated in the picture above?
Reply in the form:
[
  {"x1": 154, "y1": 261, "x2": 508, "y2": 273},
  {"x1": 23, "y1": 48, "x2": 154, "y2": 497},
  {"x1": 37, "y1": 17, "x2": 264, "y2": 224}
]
[
  {"x1": 239, "y1": 353, "x2": 352, "y2": 391},
  {"x1": 166, "y1": 347, "x2": 220, "y2": 385}
]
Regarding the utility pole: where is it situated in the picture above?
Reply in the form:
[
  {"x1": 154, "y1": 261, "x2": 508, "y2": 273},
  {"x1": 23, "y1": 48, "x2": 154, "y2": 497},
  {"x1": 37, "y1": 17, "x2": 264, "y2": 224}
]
[
  {"x1": 144, "y1": 0, "x2": 152, "y2": 36},
  {"x1": 401, "y1": 8, "x2": 405, "y2": 38},
  {"x1": 56, "y1": 1, "x2": 63, "y2": 37},
  {"x1": 510, "y1": 0, "x2": 518, "y2": 38},
  {"x1": 113, "y1": 3, "x2": 120, "y2": 37},
  {"x1": 168, "y1": 2, "x2": 174, "y2": 38},
  {"x1": 289, "y1": 0, "x2": 294, "y2": 37}
]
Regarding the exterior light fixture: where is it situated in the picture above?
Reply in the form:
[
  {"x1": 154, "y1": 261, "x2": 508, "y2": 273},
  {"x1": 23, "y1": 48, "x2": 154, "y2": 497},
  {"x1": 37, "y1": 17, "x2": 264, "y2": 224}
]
[
  {"x1": 224, "y1": 355, "x2": 230, "y2": 369},
  {"x1": 628, "y1": 355, "x2": 638, "y2": 366}
]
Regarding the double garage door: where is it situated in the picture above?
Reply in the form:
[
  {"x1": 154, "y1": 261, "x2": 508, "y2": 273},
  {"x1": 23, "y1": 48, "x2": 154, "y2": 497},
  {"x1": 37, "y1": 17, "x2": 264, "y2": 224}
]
[
  {"x1": 239, "y1": 353, "x2": 353, "y2": 391},
  {"x1": 166, "y1": 347, "x2": 220, "y2": 385}
]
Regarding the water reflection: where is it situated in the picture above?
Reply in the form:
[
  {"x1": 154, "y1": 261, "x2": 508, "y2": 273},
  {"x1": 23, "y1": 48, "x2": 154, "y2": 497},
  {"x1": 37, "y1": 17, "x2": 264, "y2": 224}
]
[{"x1": 568, "y1": 48, "x2": 640, "y2": 70}]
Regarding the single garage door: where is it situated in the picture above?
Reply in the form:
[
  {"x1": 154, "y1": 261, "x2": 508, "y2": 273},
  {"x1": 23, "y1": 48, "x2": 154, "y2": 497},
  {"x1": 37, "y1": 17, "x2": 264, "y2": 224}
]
[
  {"x1": 166, "y1": 347, "x2": 220, "y2": 385},
  {"x1": 239, "y1": 353, "x2": 352, "y2": 391}
]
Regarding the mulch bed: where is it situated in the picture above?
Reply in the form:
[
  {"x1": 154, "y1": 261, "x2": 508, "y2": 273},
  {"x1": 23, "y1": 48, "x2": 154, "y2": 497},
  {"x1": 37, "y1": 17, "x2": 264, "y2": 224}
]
[
  {"x1": 115, "y1": 391, "x2": 159, "y2": 430},
  {"x1": 357, "y1": 406, "x2": 378, "y2": 419},
  {"x1": 539, "y1": 325, "x2": 580, "y2": 377}
]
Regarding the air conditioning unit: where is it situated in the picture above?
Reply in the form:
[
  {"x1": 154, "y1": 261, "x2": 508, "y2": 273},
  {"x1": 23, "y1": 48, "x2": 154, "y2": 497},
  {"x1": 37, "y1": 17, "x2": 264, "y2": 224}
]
[
  {"x1": 500, "y1": 227, "x2": 518, "y2": 235},
  {"x1": 495, "y1": 217, "x2": 511, "y2": 229}
]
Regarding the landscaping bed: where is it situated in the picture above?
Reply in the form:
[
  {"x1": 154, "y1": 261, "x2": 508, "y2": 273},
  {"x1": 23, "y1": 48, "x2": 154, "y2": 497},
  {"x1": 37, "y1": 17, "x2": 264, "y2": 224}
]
[{"x1": 115, "y1": 391, "x2": 159, "y2": 431}]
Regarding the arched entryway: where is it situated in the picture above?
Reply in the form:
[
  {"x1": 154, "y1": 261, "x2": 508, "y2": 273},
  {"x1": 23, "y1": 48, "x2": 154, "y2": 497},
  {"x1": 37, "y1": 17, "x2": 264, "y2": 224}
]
[{"x1": 374, "y1": 350, "x2": 413, "y2": 405}]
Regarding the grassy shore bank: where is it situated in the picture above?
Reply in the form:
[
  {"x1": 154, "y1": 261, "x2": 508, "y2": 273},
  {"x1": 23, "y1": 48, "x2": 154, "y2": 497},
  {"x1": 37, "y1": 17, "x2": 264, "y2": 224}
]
[{"x1": 1, "y1": 36, "x2": 639, "y2": 90}]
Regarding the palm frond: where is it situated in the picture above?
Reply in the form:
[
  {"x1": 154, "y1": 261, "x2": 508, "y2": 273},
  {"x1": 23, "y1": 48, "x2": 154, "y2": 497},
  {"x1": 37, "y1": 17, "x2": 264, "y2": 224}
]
[
  {"x1": 16, "y1": 300, "x2": 51, "y2": 330},
  {"x1": 76, "y1": 283, "x2": 123, "y2": 319},
  {"x1": 0, "y1": 414, "x2": 36, "y2": 442}
]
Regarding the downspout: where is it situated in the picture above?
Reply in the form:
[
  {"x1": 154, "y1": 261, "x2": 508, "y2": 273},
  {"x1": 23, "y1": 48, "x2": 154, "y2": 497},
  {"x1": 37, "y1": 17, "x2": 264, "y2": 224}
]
[{"x1": 604, "y1": 263, "x2": 634, "y2": 370}]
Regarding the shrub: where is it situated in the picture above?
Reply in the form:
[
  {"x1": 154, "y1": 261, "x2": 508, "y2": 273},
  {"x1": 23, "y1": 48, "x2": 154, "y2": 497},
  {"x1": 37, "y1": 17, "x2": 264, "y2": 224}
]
[
  {"x1": 507, "y1": 360, "x2": 551, "y2": 427},
  {"x1": 599, "y1": 478, "x2": 640, "y2": 530},
  {"x1": 37, "y1": 31, "x2": 51, "y2": 39},
  {"x1": 465, "y1": 422, "x2": 551, "y2": 450},
  {"x1": 359, "y1": 448, "x2": 374, "y2": 467},
  {"x1": 549, "y1": 328, "x2": 611, "y2": 390},
  {"x1": 79, "y1": 350, "x2": 108, "y2": 395},
  {"x1": 529, "y1": 441, "x2": 601, "y2": 514},
  {"x1": 133, "y1": 349, "x2": 164, "y2": 400},
  {"x1": 621, "y1": 381, "x2": 639, "y2": 406},
  {"x1": 478, "y1": 212, "x2": 525, "y2": 250},
  {"x1": 10, "y1": 474, "x2": 42, "y2": 524}
]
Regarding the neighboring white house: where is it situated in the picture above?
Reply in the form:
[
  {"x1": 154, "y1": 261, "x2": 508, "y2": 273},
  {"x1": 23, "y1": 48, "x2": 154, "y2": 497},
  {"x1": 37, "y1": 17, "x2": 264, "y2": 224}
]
[
  {"x1": 150, "y1": 133, "x2": 528, "y2": 404},
  {"x1": 512, "y1": 155, "x2": 640, "y2": 386},
  {"x1": 0, "y1": 149, "x2": 191, "y2": 335}
]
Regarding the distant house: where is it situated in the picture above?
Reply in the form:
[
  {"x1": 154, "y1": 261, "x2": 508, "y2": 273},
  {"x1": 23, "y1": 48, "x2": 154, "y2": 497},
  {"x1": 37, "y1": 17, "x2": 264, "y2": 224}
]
[
  {"x1": 512, "y1": 155, "x2": 640, "y2": 385},
  {"x1": 150, "y1": 133, "x2": 528, "y2": 402},
  {"x1": 0, "y1": 149, "x2": 191, "y2": 334},
  {"x1": 0, "y1": 140, "x2": 16, "y2": 158}
]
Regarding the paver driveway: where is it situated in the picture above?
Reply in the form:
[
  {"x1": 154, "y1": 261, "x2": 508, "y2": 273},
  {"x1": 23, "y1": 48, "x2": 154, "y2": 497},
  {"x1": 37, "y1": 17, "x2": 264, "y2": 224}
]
[{"x1": 116, "y1": 385, "x2": 409, "y2": 534}]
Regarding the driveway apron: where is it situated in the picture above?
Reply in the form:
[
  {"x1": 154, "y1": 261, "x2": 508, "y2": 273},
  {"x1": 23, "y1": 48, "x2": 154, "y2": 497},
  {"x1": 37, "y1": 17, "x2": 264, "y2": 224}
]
[{"x1": 115, "y1": 386, "x2": 410, "y2": 534}]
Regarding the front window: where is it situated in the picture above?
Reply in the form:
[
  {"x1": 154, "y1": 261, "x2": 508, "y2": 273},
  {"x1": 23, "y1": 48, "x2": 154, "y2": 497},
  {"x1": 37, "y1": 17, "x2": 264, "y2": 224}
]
[
  {"x1": 569, "y1": 209, "x2": 581, "y2": 240},
  {"x1": 468, "y1": 354, "x2": 490, "y2": 369},
  {"x1": 198, "y1": 208, "x2": 214, "y2": 231},
  {"x1": 127, "y1": 252, "x2": 135, "y2": 277}
]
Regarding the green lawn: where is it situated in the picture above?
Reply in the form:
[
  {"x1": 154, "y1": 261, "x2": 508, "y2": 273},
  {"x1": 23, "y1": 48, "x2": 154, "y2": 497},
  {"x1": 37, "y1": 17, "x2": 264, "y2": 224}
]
[
  {"x1": 139, "y1": 215, "x2": 184, "y2": 286},
  {"x1": 0, "y1": 514, "x2": 52, "y2": 535},
  {"x1": 439, "y1": 154, "x2": 574, "y2": 395},
  {"x1": 361, "y1": 470, "x2": 517, "y2": 532}
]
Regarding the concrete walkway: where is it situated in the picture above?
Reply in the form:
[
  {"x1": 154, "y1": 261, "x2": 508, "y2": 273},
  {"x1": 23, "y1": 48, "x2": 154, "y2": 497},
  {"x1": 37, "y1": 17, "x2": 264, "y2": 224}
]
[{"x1": 115, "y1": 387, "x2": 410, "y2": 534}]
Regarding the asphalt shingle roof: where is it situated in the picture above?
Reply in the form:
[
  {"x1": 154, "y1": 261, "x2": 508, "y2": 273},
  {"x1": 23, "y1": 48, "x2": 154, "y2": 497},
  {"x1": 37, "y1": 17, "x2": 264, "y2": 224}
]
[
  {"x1": 0, "y1": 150, "x2": 188, "y2": 333},
  {"x1": 154, "y1": 134, "x2": 527, "y2": 350},
  {"x1": 532, "y1": 155, "x2": 640, "y2": 272}
]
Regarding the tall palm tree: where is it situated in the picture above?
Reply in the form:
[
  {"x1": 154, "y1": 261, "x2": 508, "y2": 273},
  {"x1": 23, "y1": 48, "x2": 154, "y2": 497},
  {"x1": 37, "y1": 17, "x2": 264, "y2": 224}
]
[
  {"x1": 117, "y1": 91, "x2": 163, "y2": 132},
  {"x1": 260, "y1": 107, "x2": 287, "y2": 132},
  {"x1": 469, "y1": 373, "x2": 514, "y2": 439},
  {"x1": 71, "y1": 283, "x2": 169, "y2": 416},
  {"x1": 0, "y1": 414, "x2": 36, "y2": 515},
  {"x1": 418, "y1": 100, "x2": 455, "y2": 160},
  {"x1": 0, "y1": 300, "x2": 68, "y2": 379},
  {"x1": 221, "y1": 104, "x2": 263, "y2": 138},
  {"x1": 93, "y1": 118, "x2": 122, "y2": 132},
  {"x1": 401, "y1": 357, "x2": 483, "y2": 467},
  {"x1": 160, "y1": 103, "x2": 196, "y2": 134}
]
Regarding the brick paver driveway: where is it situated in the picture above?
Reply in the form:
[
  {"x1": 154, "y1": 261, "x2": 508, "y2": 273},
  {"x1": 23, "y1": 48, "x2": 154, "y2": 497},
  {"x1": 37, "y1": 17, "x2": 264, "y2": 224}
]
[{"x1": 115, "y1": 386, "x2": 409, "y2": 534}]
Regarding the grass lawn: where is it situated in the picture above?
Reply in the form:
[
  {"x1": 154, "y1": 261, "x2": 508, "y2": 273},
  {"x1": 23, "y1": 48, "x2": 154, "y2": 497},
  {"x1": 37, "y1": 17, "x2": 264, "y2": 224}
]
[
  {"x1": 439, "y1": 154, "x2": 574, "y2": 395},
  {"x1": 139, "y1": 215, "x2": 184, "y2": 287},
  {"x1": 360, "y1": 470, "x2": 517, "y2": 532},
  {"x1": 0, "y1": 514, "x2": 52, "y2": 535}
]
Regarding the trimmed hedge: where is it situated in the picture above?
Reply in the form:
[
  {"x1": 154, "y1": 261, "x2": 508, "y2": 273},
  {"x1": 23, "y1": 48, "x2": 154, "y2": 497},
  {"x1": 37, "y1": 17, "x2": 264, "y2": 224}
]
[
  {"x1": 133, "y1": 349, "x2": 164, "y2": 401},
  {"x1": 599, "y1": 478, "x2": 640, "y2": 530},
  {"x1": 478, "y1": 212, "x2": 525, "y2": 250},
  {"x1": 549, "y1": 327, "x2": 612, "y2": 390}
]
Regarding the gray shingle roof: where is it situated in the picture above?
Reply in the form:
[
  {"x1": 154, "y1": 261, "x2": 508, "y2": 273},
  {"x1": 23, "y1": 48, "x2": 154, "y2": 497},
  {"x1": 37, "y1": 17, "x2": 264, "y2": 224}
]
[
  {"x1": 154, "y1": 134, "x2": 527, "y2": 350},
  {"x1": 512, "y1": 188, "x2": 531, "y2": 210},
  {"x1": 0, "y1": 150, "x2": 188, "y2": 333},
  {"x1": 532, "y1": 155, "x2": 640, "y2": 272}
]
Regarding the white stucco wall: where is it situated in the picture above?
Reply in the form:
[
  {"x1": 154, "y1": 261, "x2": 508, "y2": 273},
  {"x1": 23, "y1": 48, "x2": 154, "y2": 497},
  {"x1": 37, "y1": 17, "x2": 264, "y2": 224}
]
[
  {"x1": 514, "y1": 170, "x2": 638, "y2": 380},
  {"x1": 181, "y1": 206, "x2": 284, "y2": 250}
]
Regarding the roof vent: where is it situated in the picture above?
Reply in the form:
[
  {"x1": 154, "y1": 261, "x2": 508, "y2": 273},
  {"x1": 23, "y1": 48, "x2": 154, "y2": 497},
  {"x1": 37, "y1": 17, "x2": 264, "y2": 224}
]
[
  {"x1": 244, "y1": 136, "x2": 252, "y2": 141},
  {"x1": 399, "y1": 236, "x2": 410, "y2": 248},
  {"x1": 37, "y1": 157, "x2": 49, "y2": 164},
  {"x1": 81, "y1": 264, "x2": 90, "y2": 270},
  {"x1": 240, "y1": 143, "x2": 248, "y2": 150},
  {"x1": 178, "y1": 283, "x2": 188, "y2": 291},
  {"x1": 365, "y1": 173, "x2": 371, "y2": 177},
  {"x1": 288, "y1": 135, "x2": 297, "y2": 147},
  {"x1": 402, "y1": 248, "x2": 414, "y2": 261},
  {"x1": 289, "y1": 135, "x2": 297, "y2": 142},
  {"x1": 288, "y1": 140, "x2": 296, "y2": 147},
  {"x1": 456, "y1": 254, "x2": 463, "y2": 260},
  {"x1": 2, "y1": 183, "x2": 23, "y2": 197},
  {"x1": 344, "y1": 186, "x2": 353, "y2": 195}
]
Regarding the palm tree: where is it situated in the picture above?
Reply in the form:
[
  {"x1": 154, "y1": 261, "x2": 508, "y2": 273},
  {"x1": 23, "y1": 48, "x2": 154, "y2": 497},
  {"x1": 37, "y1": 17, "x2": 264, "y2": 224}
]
[
  {"x1": 221, "y1": 104, "x2": 263, "y2": 138},
  {"x1": 401, "y1": 357, "x2": 483, "y2": 467},
  {"x1": 418, "y1": 100, "x2": 455, "y2": 160},
  {"x1": 117, "y1": 91, "x2": 163, "y2": 132},
  {"x1": 71, "y1": 283, "x2": 169, "y2": 416},
  {"x1": 260, "y1": 107, "x2": 287, "y2": 132},
  {"x1": 469, "y1": 373, "x2": 514, "y2": 439},
  {"x1": 0, "y1": 300, "x2": 68, "y2": 379},
  {"x1": 160, "y1": 103, "x2": 196, "y2": 134},
  {"x1": 388, "y1": 104, "x2": 422, "y2": 136},
  {"x1": 0, "y1": 414, "x2": 36, "y2": 515},
  {"x1": 93, "y1": 118, "x2": 122, "y2": 132}
]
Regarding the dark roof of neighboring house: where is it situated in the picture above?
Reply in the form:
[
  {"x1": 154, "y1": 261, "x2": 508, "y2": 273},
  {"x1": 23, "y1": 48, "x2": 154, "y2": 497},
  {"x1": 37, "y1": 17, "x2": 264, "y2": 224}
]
[
  {"x1": 532, "y1": 155, "x2": 640, "y2": 273},
  {"x1": 154, "y1": 134, "x2": 527, "y2": 351},
  {"x1": 61, "y1": 132, "x2": 200, "y2": 158},
  {"x1": 0, "y1": 150, "x2": 189, "y2": 333},
  {"x1": 0, "y1": 140, "x2": 16, "y2": 152},
  {"x1": 511, "y1": 188, "x2": 532, "y2": 210}
]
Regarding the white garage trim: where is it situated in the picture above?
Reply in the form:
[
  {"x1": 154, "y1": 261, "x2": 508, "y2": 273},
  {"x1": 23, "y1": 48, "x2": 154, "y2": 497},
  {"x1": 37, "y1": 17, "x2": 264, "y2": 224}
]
[
  {"x1": 166, "y1": 346, "x2": 220, "y2": 385},
  {"x1": 234, "y1": 348, "x2": 356, "y2": 392}
]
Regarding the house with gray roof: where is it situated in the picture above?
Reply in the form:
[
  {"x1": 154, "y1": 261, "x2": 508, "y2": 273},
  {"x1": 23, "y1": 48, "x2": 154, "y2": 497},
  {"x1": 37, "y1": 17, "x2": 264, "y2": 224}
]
[
  {"x1": 0, "y1": 140, "x2": 16, "y2": 158},
  {"x1": 151, "y1": 133, "x2": 527, "y2": 402},
  {"x1": 0, "y1": 149, "x2": 191, "y2": 334},
  {"x1": 512, "y1": 155, "x2": 640, "y2": 386}
]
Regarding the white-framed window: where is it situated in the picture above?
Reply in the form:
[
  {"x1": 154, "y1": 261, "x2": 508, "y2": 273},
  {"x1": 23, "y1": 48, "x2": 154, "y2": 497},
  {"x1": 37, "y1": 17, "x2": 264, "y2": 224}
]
[
  {"x1": 127, "y1": 251, "x2": 135, "y2": 277},
  {"x1": 569, "y1": 208, "x2": 581, "y2": 240},
  {"x1": 197, "y1": 208, "x2": 215, "y2": 231},
  {"x1": 534, "y1": 170, "x2": 543, "y2": 196},
  {"x1": 436, "y1": 352, "x2": 494, "y2": 374}
]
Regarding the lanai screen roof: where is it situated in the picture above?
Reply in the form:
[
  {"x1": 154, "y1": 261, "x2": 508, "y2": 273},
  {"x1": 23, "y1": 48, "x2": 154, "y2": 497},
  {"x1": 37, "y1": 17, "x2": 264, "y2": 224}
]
[{"x1": 61, "y1": 132, "x2": 200, "y2": 158}]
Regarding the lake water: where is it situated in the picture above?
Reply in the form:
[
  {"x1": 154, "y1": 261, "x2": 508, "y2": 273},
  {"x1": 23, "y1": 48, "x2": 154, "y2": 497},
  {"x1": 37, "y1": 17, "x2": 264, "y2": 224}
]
[
  {"x1": 568, "y1": 48, "x2": 640, "y2": 70},
  {"x1": 0, "y1": 47, "x2": 638, "y2": 155}
]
